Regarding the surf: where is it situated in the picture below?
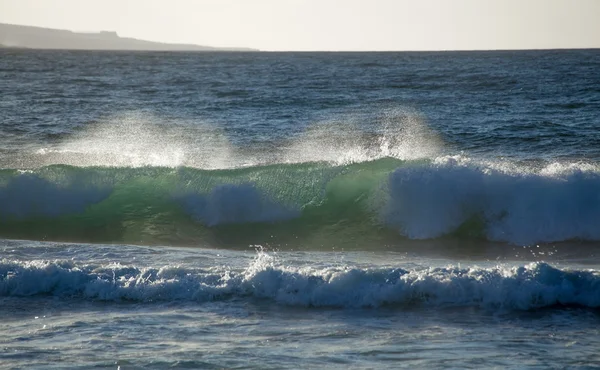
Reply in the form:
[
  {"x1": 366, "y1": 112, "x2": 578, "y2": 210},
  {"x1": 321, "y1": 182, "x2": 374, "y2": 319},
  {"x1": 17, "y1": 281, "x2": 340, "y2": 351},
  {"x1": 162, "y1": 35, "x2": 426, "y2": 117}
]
[
  {"x1": 2, "y1": 249, "x2": 599, "y2": 310},
  {"x1": 1, "y1": 156, "x2": 600, "y2": 248}
]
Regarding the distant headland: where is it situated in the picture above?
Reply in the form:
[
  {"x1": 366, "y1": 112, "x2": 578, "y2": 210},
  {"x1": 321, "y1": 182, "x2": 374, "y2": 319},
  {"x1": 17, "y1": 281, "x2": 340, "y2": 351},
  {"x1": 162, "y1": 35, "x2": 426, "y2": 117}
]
[{"x1": 0, "y1": 23, "x2": 257, "y2": 51}]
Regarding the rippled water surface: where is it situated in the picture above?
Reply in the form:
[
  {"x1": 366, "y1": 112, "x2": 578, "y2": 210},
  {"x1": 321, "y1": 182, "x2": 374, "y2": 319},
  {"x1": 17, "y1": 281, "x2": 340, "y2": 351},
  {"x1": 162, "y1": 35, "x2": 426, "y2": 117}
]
[{"x1": 1, "y1": 49, "x2": 600, "y2": 368}]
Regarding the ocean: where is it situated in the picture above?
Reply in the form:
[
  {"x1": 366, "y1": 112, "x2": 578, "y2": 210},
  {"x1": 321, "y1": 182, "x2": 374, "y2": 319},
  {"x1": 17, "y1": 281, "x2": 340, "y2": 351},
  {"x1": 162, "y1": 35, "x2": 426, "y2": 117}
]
[{"x1": 1, "y1": 49, "x2": 600, "y2": 368}]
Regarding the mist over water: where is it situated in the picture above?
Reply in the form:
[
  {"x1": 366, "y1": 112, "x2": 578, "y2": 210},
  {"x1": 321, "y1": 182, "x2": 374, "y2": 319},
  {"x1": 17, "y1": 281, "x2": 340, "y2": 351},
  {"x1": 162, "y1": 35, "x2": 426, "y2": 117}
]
[{"x1": 10, "y1": 106, "x2": 442, "y2": 169}]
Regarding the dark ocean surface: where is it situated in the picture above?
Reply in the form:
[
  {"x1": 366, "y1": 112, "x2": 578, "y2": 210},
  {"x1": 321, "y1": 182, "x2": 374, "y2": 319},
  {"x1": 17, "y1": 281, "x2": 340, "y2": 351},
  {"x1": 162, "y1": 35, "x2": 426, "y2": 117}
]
[{"x1": 1, "y1": 49, "x2": 600, "y2": 368}]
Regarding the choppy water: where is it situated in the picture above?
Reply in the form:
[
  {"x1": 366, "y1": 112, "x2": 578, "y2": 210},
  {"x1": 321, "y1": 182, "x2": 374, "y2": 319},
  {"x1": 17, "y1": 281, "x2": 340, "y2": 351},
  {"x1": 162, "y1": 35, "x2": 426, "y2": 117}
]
[{"x1": 1, "y1": 49, "x2": 600, "y2": 368}]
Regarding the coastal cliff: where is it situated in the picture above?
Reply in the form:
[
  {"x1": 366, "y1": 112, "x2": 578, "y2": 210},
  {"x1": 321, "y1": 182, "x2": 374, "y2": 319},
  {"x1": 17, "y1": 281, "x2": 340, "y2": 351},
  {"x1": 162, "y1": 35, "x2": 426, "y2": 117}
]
[{"x1": 0, "y1": 23, "x2": 257, "y2": 51}]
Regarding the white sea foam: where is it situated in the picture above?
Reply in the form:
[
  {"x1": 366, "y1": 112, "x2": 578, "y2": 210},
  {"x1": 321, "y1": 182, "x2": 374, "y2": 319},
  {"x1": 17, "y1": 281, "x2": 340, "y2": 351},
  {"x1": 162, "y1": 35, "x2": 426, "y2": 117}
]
[
  {"x1": 384, "y1": 158, "x2": 600, "y2": 245},
  {"x1": 1, "y1": 254, "x2": 599, "y2": 310}
]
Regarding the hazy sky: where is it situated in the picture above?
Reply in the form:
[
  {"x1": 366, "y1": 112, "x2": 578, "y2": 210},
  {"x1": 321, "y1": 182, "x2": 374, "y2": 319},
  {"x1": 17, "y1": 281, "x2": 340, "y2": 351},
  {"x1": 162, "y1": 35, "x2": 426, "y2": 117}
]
[{"x1": 1, "y1": 0, "x2": 599, "y2": 51}]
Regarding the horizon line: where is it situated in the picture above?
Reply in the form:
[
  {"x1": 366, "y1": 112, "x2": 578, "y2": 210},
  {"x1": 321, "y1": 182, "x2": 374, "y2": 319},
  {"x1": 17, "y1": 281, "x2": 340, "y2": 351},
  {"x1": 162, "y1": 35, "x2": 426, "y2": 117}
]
[{"x1": 1, "y1": 22, "x2": 599, "y2": 53}]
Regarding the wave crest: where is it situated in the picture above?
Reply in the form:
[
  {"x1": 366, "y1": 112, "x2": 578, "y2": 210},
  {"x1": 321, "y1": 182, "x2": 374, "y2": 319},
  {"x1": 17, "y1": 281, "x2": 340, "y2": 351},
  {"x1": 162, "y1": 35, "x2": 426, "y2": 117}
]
[
  {"x1": 2, "y1": 255, "x2": 599, "y2": 310},
  {"x1": 384, "y1": 158, "x2": 600, "y2": 245},
  {"x1": 2, "y1": 158, "x2": 600, "y2": 246}
]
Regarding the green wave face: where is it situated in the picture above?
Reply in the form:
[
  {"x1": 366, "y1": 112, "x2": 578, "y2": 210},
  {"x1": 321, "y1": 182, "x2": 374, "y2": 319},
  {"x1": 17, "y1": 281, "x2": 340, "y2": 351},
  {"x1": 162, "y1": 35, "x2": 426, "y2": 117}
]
[
  {"x1": 4, "y1": 157, "x2": 598, "y2": 248},
  {"x1": 0, "y1": 159, "x2": 406, "y2": 248}
]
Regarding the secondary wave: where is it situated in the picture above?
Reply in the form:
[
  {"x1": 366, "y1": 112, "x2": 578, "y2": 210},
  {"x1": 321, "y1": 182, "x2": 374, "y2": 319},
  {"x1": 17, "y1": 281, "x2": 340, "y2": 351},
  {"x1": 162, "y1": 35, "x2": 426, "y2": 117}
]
[
  {"x1": 1, "y1": 253, "x2": 599, "y2": 310},
  {"x1": 1, "y1": 157, "x2": 600, "y2": 247}
]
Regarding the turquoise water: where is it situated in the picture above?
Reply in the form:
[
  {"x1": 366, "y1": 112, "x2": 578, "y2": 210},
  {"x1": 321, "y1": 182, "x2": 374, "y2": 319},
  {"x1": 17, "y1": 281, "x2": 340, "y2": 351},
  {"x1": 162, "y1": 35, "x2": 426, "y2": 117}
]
[{"x1": 1, "y1": 49, "x2": 600, "y2": 368}]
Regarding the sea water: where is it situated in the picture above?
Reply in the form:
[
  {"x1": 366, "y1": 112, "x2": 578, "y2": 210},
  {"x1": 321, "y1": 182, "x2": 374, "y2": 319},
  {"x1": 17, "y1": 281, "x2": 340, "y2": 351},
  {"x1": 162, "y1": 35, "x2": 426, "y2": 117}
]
[{"x1": 1, "y1": 49, "x2": 600, "y2": 368}]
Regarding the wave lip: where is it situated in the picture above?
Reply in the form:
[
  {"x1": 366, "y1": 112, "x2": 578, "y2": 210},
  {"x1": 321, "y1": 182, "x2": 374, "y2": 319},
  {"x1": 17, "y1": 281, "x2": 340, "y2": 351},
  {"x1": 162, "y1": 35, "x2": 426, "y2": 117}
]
[
  {"x1": 2, "y1": 157, "x2": 600, "y2": 246},
  {"x1": 2, "y1": 255, "x2": 599, "y2": 310}
]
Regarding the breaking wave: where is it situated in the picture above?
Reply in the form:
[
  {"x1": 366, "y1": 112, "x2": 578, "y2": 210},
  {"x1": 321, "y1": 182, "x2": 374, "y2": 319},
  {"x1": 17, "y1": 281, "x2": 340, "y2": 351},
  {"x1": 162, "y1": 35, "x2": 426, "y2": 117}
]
[
  {"x1": 1, "y1": 157, "x2": 600, "y2": 247},
  {"x1": 1, "y1": 253, "x2": 599, "y2": 310}
]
